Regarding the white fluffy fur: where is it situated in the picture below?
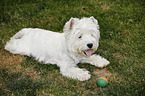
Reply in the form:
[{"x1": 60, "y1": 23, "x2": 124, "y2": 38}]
[{"x1": 5, "y1": 16, "x2": 110, "y2": 81}]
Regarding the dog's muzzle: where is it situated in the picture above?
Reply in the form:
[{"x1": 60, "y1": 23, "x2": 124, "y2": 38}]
[{"x1": 82, "y1": 43, "x2": 94, "y2": 56}]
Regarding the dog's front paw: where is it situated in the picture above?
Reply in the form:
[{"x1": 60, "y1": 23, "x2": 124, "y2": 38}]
[
  {"x1": 60, "y1": 68, "x2": 91, "y2": 81},
  {"x1": 90, "y1": 55, "x2": 110, "y2": 68},
  {"x1": 96, "y1": 58, "x2": 110, "y2": 68}
]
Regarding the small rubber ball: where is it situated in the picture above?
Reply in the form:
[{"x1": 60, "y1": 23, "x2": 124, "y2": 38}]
[{"x1": 96, "y1": 77, "x2": 108, "y2": 87}]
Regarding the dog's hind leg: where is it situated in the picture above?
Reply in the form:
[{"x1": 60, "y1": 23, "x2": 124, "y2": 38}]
[{"x1": 5, "y1": 29, "x2": 29, "y2": 55}]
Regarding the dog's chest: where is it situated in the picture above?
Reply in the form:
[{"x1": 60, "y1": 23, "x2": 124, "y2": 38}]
[{"x1": 68, "y1": 53, "x2": 82, "y2": 64}]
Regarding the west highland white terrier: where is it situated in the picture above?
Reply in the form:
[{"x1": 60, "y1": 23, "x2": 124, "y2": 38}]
[{"x1": 5, "y1": 16, "x2": 110, "y2": 81}]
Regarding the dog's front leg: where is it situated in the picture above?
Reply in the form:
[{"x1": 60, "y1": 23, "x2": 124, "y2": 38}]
[
  {"x1": 59, "y1": 62, "x2": 91, "y2": 81},
  {"x1": 81, "y1": 55, "x2": 110, "y2": 68}
]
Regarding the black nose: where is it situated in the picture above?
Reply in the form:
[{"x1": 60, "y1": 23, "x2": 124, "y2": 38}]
[{"x1": 87, "y1": 43, "x2": 93, "y2": 48}]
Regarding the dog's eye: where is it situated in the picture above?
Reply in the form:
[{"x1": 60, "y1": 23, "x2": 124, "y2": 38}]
[
  {"x1": 78, "y1": 36, "x2": 82, "y2": 39},
  {"x1": 91, "y1": 34, "x2": 95, "y2": 37}
]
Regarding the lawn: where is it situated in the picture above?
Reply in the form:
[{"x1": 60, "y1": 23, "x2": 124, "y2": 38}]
[{"x1": 0, "y1": 0, "x2": 145, "y2": 95}]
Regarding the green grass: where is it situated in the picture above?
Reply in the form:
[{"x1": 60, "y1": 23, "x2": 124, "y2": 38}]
[{"x1": 0, "y1": 0, "x2": 145, "y2": 95}]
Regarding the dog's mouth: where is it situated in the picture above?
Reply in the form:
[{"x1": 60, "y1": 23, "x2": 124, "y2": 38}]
[{"x1": 83, "y1": 50, "x2": 93, "y2": 56}]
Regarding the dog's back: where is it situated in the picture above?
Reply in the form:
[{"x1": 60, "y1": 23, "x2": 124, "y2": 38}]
[{"x1": 5, "y1": 28, "x2": 66, "y2": 64}]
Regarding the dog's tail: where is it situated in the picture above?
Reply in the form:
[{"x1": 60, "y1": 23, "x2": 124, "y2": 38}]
[
  {"x1": 11, "y1": 28, "x2": 29, "y2": 40},
  {"x1": 5, "y1": 28, "x2": 29, "y2": 55}
]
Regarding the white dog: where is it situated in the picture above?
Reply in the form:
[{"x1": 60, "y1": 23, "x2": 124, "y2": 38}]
[{"x1": 5, "y1": 16, "x2": 110, "y2": 81}]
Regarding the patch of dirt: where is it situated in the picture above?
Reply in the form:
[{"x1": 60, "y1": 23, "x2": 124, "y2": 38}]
[
  {"x1": 100, "y1": 1, "x2": 110, "y2": 10},
  {"x1": 0, "y1": 48, "x2": 41, "y2": 80},
  {"x1": 93, "y1": 68, "x2": 126, "y2": 83},
  {"x1": 0, "y1": 49, "x2": 26, "y2": 73},
  {"x1": 93, "y1": 68, "x2": 112, "y2": 78},
  {"x1": 24, "y1": 67, "x2": 41, "y2": 80}
]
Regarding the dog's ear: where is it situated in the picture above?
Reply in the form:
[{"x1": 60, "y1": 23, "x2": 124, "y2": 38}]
[
  {"x1": 63, "y1": 17, "x2": 79, "y2": 32},
  {"x1": 90, "y1": 16, "x2": 100, "y2": 29}
]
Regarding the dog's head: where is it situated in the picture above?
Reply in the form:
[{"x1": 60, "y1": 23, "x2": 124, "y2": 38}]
[{"x1": 63, "y1": 16, "x2": 100, "y2": 56}]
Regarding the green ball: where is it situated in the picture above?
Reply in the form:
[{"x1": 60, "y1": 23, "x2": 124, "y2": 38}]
[{"x1": 96, "y1": 78, "x2": 108, "y2": 87}]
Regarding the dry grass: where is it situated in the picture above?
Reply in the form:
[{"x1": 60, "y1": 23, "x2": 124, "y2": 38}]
[{"x1": 0, "y1": 50, "x2": 25, "y2": 73}]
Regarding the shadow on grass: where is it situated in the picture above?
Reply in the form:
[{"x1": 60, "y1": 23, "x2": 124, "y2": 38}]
[
  {"x1": 7, "y1": 73, "x2": 40, "y2": 95},
  {"x1": 0, "y1": 67, "x2": 49, "y2": 96},
  {"x1": 25, "y1": 56, "x2": 60, "y2": 71}
]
